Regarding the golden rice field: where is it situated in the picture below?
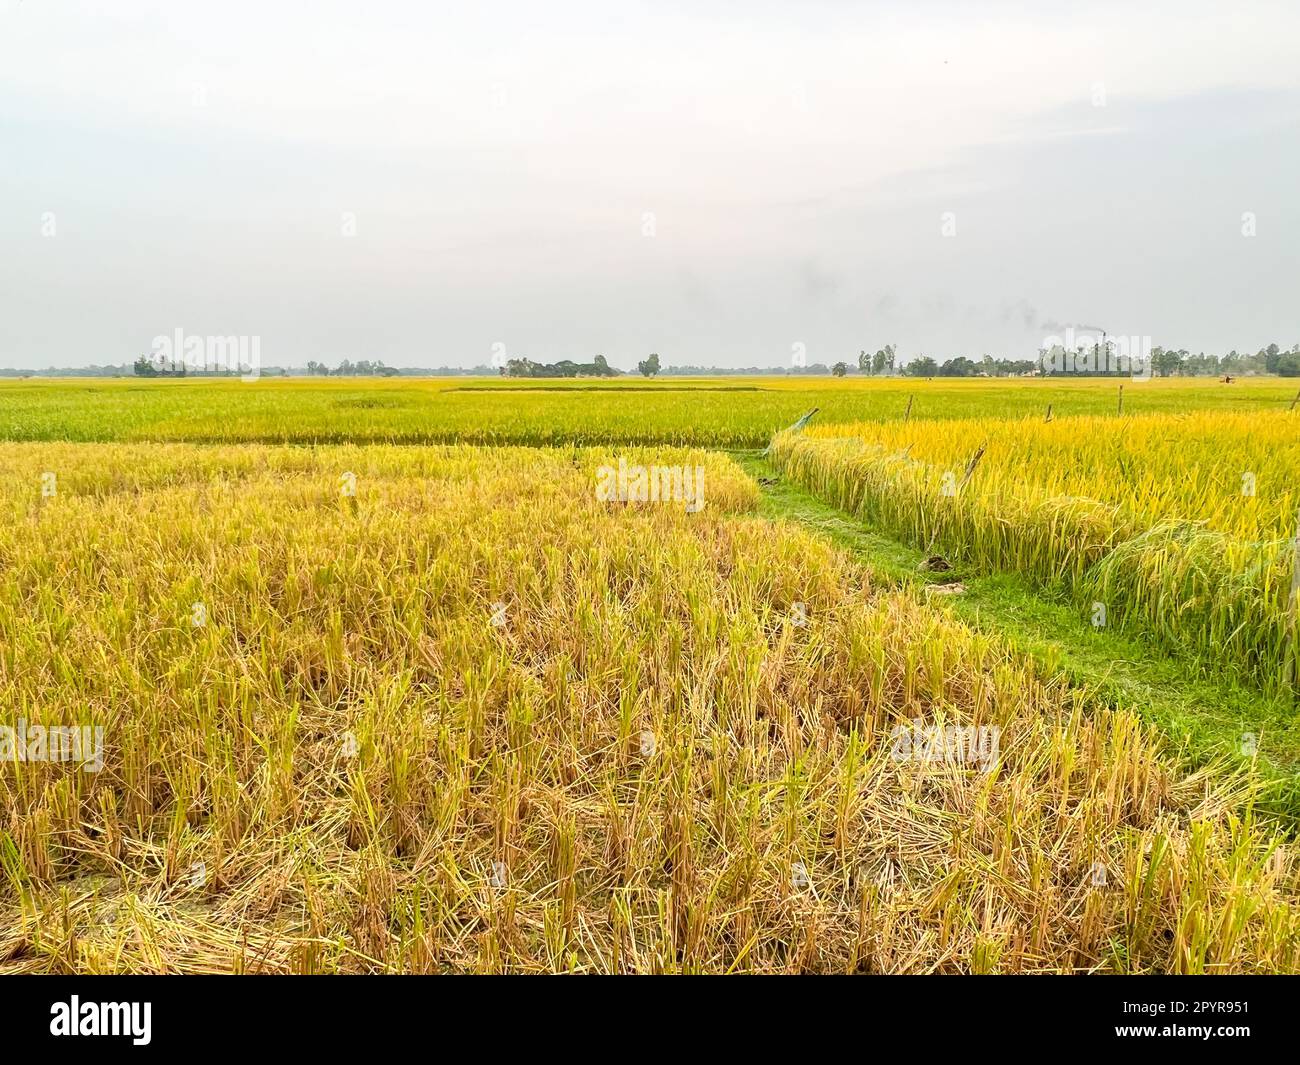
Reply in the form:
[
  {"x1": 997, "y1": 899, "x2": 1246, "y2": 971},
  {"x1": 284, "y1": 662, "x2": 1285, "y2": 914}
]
[
  {"x1": 2, "y1": 375, "x2": 1296, "y2": 448},
  {"x1": 769, "y1": 411, "x2": 1300, "y2": 693},
  {"x1": 2, "y1": 378, "x2": 1299, "y2": 974}
]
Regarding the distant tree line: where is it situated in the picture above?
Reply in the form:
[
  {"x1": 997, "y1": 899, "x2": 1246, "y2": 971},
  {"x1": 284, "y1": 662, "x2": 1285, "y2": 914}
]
[
  {"x1": 500, "y1": 355, "x2": 619, "y2": 378},
  {"x1": 980, "y1": 343, "x2": 1297, "y2": 378},
  {"x1": 842, "y1": 344, "x2": 1300, "y2": 378},
  {"x1": 900, "y1": 355, "x2": 1040, "y2": 377},
  {"x1": 133, "y1": 355, "x2": 186, "y2": 376},
  {"x1": 305, "y1": 359, "x2": 401, "y2": 376},
  {"x1": 129, "y1": 356, "x2": 268, "y2": 377},
  {"x1": 809, "y1": 343, "x2": 1300, "y2": 379},
  {"x1": 7, "y1": 342, "x2": 1300, "y2": 378},
  {"x1": 128, "y1": 356, "x2": 408, "y2": 377},
  {"x1": 0, "y1": 362, "x2": 493, "y2": 377},
  {"x1": 1121, "y1": 344, "x2": 1299, "y2": 378}
]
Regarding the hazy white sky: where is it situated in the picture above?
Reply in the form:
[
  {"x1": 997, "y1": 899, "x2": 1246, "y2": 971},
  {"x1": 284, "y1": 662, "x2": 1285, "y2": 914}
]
[{"x1": 2, "y1": 0, "x2": 1297, "y2": 368}]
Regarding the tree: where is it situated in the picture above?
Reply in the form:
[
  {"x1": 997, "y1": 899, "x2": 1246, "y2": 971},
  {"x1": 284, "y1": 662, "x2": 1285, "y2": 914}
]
[
  {"x1": 906, "y1": 356, "x2": 938, "y2": 377},
  {"x1": 1152, "y1": 347, "x2": 1186, "y2": 378},
  {"x1": 871, "y1": 344, "x2": 896, "y2": 375},
  {"x1": 858, "y1": 349, "x2": 870, "y2": 374},
  {"x1": 637, "y1": 352, "x2": 661, "y2": 378},
  {"x1": 938, "y1": 356, "x2": 976, "y2": 377},
  {"x1": 134, "y1": 353, "x2": 184, "y2": 376},
  {"x1": 832, "y1": 361, "x2": 848, "y2": 377}
]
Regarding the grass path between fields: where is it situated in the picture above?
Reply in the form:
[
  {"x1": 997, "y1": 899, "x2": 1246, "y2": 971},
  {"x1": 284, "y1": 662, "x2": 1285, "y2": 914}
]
[{"x1": 733, "y1": 451, "x2": 1300, "y2": 824}]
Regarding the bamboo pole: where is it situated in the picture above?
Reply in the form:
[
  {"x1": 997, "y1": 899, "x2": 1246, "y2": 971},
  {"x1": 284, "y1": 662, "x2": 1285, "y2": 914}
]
[
  {"x1": 958, "y1": 442, "x2": 988, "y2": 492},
  {"x1": 1290, "y1": 506, "x2": 1300, "y2": 613},
  {"x1": 1289, "y1": 507, "x2": 1300, "y2": 688},
  {"x1": 924, "y1": 442, "x2": 987, "y2": 557}
]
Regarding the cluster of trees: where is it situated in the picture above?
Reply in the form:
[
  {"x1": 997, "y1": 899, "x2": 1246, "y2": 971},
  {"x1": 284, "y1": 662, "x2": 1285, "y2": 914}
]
[
  {"x1": 304, "y1": 359, "x2": 400, "y2": 376},
  {"x1": 857, "y1": 345, "x2": 898, "y2": 375},
  {"x1": 133, "y1": 357, "x2": 289, "y2": 377},
  {"x1": 900, "y1": 355, "x2": 1040, "y2": 377},
  {"x1": 132, "y1": 356, "x2": 276, "y2": 377},
  {"x1": 0, "y1": 364, "x2": 134, "y2": 377},
  {"x1": 637, "y1": 353, "x2": 660, "y2": 377},
  {"x1": 828, "y1": 348, "x2": 1036, "y2": 378},
  {"x1": 132, "y1": 355, "x2": 186, "y2": 376},
  {"x1": 501, "y1": 354, "x2": 619, "y2": 378},
  {"x1": 1147, "y1": 344, "x2": 1300, "y2": 377}
]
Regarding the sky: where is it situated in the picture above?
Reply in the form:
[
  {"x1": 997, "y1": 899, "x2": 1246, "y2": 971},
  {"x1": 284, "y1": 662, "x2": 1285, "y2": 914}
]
[{"x1": 1, "y1": 0, "x2": 1297, "y2": 370}]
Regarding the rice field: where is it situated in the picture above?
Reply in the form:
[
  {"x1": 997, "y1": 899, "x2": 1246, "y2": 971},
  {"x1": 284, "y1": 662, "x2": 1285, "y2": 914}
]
[
  {"x1": 1, "y1": 375, "x2": 1295, "y2": 448},
  {"x1": 769, "y1": 411, "x2": 1300, "y2": 693},
  {"x1": 2, "y1": 378, "x2": 1299, "y2": 974}
]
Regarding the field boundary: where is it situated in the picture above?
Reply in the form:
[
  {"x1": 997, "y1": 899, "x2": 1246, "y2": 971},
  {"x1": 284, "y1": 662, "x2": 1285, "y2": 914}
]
[{"x1": 735, "y1": 451, "x2": 1300, "y2": 824}]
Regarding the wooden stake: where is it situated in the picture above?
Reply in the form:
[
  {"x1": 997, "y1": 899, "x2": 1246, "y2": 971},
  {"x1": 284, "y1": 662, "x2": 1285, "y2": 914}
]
[
  {"x1": 1045, "y1": 404, "x2": 1053, "y2": 423},
  {"x1": 1289, "y1": 388, "x2": 1300, "y2": 411},
  {"x1": 904, "y1": 395, "x2": 914, "y2": 423},
  {"x1": 1291, "y1": 507, "x2": 1300, "y2": 612},
  {"x1": 1117, "y1": 384, "x2": 1124, "y2": 415},
  {"x1": 1289, "y1": 507, "x2": 1300, "y2": 687},
  {"x1": 958, "y1": 442, "x2": 988, "y2": 492},
  {"x1": 925, "y1": 442, "x2": 986, "y2": 556}
]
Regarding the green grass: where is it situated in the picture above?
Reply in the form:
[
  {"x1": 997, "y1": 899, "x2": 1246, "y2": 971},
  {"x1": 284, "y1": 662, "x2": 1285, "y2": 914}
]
[{"x1": 738, "y1": 451, "x2": 1300, "y2": 823}]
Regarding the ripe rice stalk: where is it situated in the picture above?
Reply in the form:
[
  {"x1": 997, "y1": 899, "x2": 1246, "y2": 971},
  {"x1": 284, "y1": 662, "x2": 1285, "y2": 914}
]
[
  {"x1": 0, "y1": 440, "x2": 1297, "y2": 973},
  {"x1": 769, "y1": 411, "x2": 1300, "y2": 695}
]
